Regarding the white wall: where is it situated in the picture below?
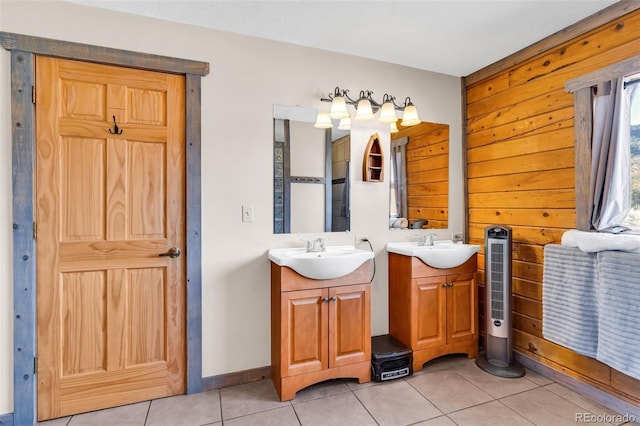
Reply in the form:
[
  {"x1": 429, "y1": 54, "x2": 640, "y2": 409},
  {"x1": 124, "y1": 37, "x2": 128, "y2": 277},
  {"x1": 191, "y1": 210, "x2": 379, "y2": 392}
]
[{"x1": 0, "y1": 0, "x2": 463, "y2": 414}]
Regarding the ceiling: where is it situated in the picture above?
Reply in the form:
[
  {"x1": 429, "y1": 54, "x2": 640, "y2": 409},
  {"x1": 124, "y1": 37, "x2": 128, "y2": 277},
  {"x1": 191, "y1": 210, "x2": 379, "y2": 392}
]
[{"x1": 67, "y1": 0, "x2": 618, "y2": 76}]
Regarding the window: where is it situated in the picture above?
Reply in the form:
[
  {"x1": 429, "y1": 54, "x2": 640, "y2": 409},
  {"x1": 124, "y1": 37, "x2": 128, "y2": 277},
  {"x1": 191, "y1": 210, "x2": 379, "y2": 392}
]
[
  {"x1": 623, "y1": 85, "x2": 640, "y2": 229},
  {"x1": 566, "y1": 56, "x2": 640, "y2": 231}
]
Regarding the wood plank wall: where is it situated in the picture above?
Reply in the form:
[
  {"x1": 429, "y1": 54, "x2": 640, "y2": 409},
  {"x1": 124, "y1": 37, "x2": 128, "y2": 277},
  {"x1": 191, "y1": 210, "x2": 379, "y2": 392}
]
[
  {"x1": 465, "y1": 9, "x2": 640, "y2": 404},
  {"x1": 392, "y1": 122, "x2": 449, "y2": 229}
]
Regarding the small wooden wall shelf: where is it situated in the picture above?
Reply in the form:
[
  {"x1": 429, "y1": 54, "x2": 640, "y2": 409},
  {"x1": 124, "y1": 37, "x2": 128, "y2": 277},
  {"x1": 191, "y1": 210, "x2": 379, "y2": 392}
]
[{"x1": 363, "y1": 133, "x2": 384, "y2": 182}]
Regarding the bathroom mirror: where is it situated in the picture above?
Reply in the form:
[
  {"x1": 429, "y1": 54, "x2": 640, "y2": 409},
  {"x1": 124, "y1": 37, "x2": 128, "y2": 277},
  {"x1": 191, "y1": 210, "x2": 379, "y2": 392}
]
[
  {"x1": 389, "y1": 121, "x2": 449, "y2": 230},
  {"x1": 273, "y1": 105, "x2": 350, "y2": 234}
]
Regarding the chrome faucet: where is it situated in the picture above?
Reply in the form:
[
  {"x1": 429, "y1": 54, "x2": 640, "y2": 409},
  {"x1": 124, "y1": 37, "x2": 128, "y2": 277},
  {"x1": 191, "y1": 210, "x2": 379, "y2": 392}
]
[
  {"x1": 306, "y1": 237, "x2": 326, "y2": 252},
  {"x1": 418, "y1": 233, "x2": 438, "y2": 246}
]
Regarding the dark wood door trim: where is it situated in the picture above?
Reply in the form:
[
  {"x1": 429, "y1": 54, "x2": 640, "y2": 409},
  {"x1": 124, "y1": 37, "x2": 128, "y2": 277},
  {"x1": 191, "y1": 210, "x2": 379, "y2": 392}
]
[{"x1": 2, "y1": 31, "x2": 209, "y2": 426}]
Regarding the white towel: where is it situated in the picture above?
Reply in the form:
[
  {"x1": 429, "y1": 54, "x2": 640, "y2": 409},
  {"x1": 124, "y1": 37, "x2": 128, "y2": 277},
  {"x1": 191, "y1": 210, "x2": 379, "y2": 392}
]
[
  {"x1": 389, "y1": 217, "x2": 408, "y2": 229},
  {"x1": 562, "y1": 229, "x2": 640, "y2": 253}
]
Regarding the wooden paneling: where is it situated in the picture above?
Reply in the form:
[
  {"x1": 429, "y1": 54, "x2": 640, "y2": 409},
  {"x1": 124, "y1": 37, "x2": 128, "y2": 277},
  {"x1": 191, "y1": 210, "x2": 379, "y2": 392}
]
[
  {"x1": 465, "y1": 8, "x2": 640, "y2": 404},
  {"x1": 464, "y1": 2, "x2": 640, "y2": 86}
]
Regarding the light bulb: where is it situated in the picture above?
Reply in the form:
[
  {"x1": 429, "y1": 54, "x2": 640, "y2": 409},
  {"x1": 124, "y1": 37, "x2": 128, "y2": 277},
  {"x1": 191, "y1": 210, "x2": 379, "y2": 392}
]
[
  {"x1": 313, "y1": 111, "x2": 333, "y2": 128},
  {"x1": 338, "y1": 116, "x2": 351, "y2": 130},
  {"x1": 401, "y1": 102, "x2": 420, "y2": 126},
  {"x1": 355, "y1": 98, "x2": 374, "y2": 120},
  {"x1": 329, "y1": 95, "x2": 349, "y2": 119},
  {"x1": 379, "y1": 101, "x2": 397, "y2": 123}
]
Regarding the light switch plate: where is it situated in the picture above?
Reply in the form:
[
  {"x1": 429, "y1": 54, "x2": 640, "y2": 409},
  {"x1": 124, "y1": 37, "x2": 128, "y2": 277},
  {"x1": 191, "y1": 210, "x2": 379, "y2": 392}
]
[{"x1": 242, "y1": 205, "x2": 254, "y2": 222}]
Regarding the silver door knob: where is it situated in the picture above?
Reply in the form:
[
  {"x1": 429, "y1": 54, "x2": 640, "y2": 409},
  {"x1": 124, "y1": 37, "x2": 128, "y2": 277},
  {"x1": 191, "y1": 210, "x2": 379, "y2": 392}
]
[{"x1": 159, "y1": 247, "x2": 181, "y2": 258}]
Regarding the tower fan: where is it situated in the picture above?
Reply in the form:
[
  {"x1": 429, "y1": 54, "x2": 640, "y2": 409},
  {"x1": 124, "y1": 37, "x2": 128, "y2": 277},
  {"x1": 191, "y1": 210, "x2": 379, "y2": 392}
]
[{"x1": 476, "y1": 225, "x2": 525, "y2": 377}]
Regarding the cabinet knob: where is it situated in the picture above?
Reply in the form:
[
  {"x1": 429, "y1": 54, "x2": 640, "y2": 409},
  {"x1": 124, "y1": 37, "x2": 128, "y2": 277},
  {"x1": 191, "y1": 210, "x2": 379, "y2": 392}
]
[
  {"x1": 323, "y1": 297, "x2": 329, "y2": 303},
  {"x1": 331, "y1": 296, "x2": 337, "y2": 302}
]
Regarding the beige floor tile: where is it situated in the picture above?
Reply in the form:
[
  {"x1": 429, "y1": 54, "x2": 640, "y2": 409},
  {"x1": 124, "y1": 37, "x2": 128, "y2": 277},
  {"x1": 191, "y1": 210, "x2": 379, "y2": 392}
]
[
  {"x1": 146, "y1": 391, "x2": 221, "y2": 426},
  {"x1": 220, "y1": 380, "x2": 290, "y2": 420},
  {"x1": 544, "y1": 383, "x2": 629, "y2": 425},
  {"x1": 223, "y1": 406, "x2": 300, "y2": 426},
  {"x1": 448, "y1": 400, "x2": 534, "y2": 426},
  {"x1": 407, "y1": 369, "x2": 493, "y2": 413},
  {"x1": 413, "y1": 416, "x2": 458, "y2": 426},
  {"x1": 415, "y1": 354, "x2": 475, "y2": 375},
  {"x1": 293, "y1": 392, "x2": 376, "y2": 426},
  {"x1": 501, "y1": 387, "x2": 616, "y2": 426},
  {"x1": 523, "y1": 368, "x2": 554, "y2": 386},
  {"x1": 453, "y1": 361, "x2": 539, "y2": 398},
  {"x1": 345, "y1": 377, "x2": 377, "y2": 391},
  {"x1": 292, "y1": 379, "x2": 351, "y2": 403},
  {"x1": 354, "y1": 379, "x2": 442, "y2": 425},
  {"x1": 67, "y1": 401, "x2": 149, "y2": 426}
]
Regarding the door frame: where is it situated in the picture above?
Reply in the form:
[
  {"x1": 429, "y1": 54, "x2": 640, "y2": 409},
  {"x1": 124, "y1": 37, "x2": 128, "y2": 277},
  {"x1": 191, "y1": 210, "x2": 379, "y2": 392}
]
[{"x1": 1, "y1": 32, "x2": 209, "y2": 426}]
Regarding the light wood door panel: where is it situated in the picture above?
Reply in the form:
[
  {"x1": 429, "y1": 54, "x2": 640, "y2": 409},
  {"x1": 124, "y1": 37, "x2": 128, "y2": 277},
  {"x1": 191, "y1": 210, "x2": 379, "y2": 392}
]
[
  {"x1": 413, "y1": 277, "x2": 447, "y2": 350},
  {"x1": 36, "y1": 56, "x2": 186, "y2": 420},
  {"x1": 447, "y1": 273, "x2": 477, "y2": 344},
  {"x1": 329, "y1": 285, "x2": 371, "y2": 367},
  {"x1": 281, "y1": 289, "x2": 328, "y2": 377}
]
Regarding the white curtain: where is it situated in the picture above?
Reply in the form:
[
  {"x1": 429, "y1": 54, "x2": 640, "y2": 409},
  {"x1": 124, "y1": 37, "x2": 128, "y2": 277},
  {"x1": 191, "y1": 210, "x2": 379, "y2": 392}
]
[
  {"x1": 390, "y1": 137, "x2": 408, "y2": 219},
  {"x1": 590, "y1": 77, "x2": 637, "y2": 230}
]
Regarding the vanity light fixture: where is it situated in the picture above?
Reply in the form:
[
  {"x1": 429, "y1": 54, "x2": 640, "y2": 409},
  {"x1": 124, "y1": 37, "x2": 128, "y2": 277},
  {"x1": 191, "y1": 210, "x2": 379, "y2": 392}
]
[
  {"x1": 315, "y1": 86, "x2": 421, "y2": 129},
  {"x1": 313, "y1": 110, "x2": 333, "y2": 128},
  {"x1": 338, "y1": 116, "x2": 352, "y2": 130}
]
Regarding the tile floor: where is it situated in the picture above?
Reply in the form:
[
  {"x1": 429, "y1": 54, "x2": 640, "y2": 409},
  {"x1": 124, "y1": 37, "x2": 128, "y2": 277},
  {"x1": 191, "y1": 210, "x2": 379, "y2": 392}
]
[{"x1": 37, "y1": 355, "x2": 637, "y2": 426}]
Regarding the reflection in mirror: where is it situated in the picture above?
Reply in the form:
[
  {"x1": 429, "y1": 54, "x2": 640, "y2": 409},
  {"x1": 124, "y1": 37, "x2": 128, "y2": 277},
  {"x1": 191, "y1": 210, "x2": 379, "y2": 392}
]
[
  {"x1": 389, "y1": 121, "x2": 449, "y2": 229},
  {"x1": 273, "y1": 105, "x2": 350, "y2": 234}
]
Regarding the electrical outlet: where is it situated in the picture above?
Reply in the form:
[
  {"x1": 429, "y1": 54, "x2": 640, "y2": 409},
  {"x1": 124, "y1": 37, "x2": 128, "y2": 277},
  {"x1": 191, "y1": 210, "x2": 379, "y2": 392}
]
[
  {"x1": 355, "y1": 234, "x2": 368, "y2": 244},
  {"x1": 242, "y1": 205, "x2": 254, "y2": 222}
]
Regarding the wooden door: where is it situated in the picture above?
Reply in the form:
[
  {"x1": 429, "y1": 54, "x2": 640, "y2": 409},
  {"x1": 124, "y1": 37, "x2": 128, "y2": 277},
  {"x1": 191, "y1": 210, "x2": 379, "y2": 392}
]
[
  {"x1": 413, "y1": 277, "x2": 446, "y2": 350},
  {"x1": 446, "y1": 273, "x2": 477, "y2": 344},
  {"x1": 35, "y1": 56, "x2": 186, "y2": 420},
  {"x1": 328, "y1": 284, "x2": 370, "y2": 368},
  {"x1": 281, "y1": 289, "x2": 328, "y2": 377}
]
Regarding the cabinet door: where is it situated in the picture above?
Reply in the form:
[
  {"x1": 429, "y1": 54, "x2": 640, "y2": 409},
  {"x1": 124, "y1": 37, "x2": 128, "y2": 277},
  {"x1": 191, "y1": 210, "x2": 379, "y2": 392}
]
[
  {"x1": 446, "y1": 273, "x2": 477, "y2": 344},
  {"x1": 328, "y1": 284, "x2": 371, "y2": 367},
  {"x1": 281, "y1": 288, "x2": 328, "y2": 377},
  {"x1": 413, "y1": 277, "x2": 447, "y2": 350}
]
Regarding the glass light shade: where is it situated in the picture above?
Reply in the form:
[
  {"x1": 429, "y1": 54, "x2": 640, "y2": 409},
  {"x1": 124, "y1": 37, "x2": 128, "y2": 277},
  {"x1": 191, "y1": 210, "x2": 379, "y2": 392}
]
[
  {"x1": 355, "y1": 98, "x2": 374, "y2": 120},
  {"x1": 338, "y1": 116, "x2": 351, "y2": 130},
  {"x1": 379, "y1": 102, "x2": 398, "y2": 123},
  {"x1": 389, "y1": 121, "x2": 399, "y2": 133},
  {"x1": 314, "y1": 111, "x2": 333, "y2": 128},
  {"x1": 401, "y1": 104, "x2": 421, "y2": 126},
  {"x1": 329, "y1": 95, "x2": 349, "y2": 119}
]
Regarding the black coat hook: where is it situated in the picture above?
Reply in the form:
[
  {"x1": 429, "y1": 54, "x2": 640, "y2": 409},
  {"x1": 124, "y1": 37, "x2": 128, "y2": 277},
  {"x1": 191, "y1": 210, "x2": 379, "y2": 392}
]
[{"x1": 108, "y1": 115, "x2": 123, "y2": 135}]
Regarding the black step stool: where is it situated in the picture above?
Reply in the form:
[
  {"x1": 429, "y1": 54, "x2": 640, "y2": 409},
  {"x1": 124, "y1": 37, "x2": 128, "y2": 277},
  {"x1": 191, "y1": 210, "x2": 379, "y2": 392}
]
[{"x1": 371, "y1": 334, "x2": 413, "y2": 382}]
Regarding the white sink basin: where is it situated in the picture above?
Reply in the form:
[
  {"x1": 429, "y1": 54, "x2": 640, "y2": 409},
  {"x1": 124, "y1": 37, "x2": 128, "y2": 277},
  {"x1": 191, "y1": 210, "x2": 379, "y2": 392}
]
[
  {"x1": 386, "y1": 240, "x2": 480, "y2": 269},
  {"x1": 268, "y1": 245, "x2": 374, "y2": 280}
]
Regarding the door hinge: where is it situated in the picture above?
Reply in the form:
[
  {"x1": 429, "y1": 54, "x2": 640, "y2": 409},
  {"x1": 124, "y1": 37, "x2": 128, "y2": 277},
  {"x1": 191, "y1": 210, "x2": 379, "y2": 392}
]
[
  {"x1": 33, "y1": 357, "x2": 37, "y2": 374},
  {"x1": 32, "y1": 85, "x2": 36, "y2": 104},
  {"x1": 33, "y1": 222, "x2": 37, "y2": 240}
]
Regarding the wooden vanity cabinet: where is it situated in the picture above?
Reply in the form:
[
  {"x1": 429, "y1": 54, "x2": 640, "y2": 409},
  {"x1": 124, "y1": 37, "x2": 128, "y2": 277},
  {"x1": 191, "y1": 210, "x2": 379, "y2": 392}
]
[
  {"x1": 271, "y1": 261, "x2": 372, "y2": 401},
  {"x1": 388, "y1": 253, "x2": 478, "y2": 372}
]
